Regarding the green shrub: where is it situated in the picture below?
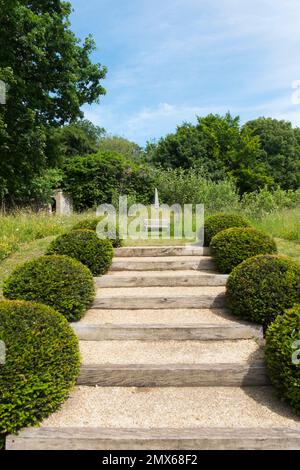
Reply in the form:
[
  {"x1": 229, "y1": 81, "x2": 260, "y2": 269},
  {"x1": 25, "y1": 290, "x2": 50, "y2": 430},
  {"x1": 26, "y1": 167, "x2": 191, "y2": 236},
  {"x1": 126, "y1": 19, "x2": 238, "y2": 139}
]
[
  {"x1": 155, "y1": 168, "x2": 240, "y2": 210},
  {"x1": 72, "y1": 218, "x2": 122, "y2": 248},
  {"x1": 0, "y1": 300, "x2": 80, "y2": 435},
  {"x1": 204, "y1": 213, "x2": 250, "y2": 246},
  {"x1": 61, "y1": 151, "x2": 155, "y2": 210},
  {"x1": 3, "y1": 255, "x2": 95, "y2": 322},
  {"x1": 210, "y1": 227, "x2": 277, "y2": 273},
  {"x1": 241, "y1": 187, "x2": 300, "y2": 219},
  {"x1": 47, "y1": 230, "x2": 113, "y2": 276},
  {"x1": 265, "y1": 307, "x2": 300, "y2": 415},
  {"x1": 227, "y1": 255, "x2": 300, "y2": 326}
]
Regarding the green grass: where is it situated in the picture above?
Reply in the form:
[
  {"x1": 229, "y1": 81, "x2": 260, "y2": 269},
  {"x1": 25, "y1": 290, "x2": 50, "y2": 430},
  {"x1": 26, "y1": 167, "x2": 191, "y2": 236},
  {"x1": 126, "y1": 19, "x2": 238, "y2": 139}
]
[
  {"x1": 276, "y1": 238, "x2": 300, "y2": 263},
  {"x1": 250, "y1": 208, "x2": 300, "y2": 242},
  {"x1": 0, "y1": 206, "x2": 300, "y2": 276},
  {"x1": 249, "y1": 208, "x2": 300, "y2": 262},
  {"x1": 0, "y1": 211, "x2": 86, "y2": 246}
]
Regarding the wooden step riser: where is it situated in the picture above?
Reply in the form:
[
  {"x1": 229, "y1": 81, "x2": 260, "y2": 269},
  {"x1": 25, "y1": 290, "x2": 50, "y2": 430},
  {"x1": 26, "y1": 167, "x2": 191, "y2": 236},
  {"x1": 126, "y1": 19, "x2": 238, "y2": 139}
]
[
  {"x1": 115, "y1": 247, "x2": 209, "y2": 257},
  {"x1": 111, "y1": 259, "x2": 215, "y2": 272},
  {"x1": 72, "y1": 324, "x2": 263, "y2": 341},
  {"x1": 8, "y1": 427, "x2": 300, "y2": 450},
  {"x1": 92, "y1": 294, "x2": 226, "y2": 310},
  {"x1": 96, "y1": 275, "x2": 227, "y2": 288},
  {"x1": 78, "y1": 364, "x2": 269, "y2": 387}
]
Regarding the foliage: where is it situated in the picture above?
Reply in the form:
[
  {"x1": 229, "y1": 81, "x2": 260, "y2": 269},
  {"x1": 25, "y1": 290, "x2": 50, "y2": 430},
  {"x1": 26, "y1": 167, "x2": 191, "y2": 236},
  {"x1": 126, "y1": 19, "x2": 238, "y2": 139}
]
[
  {"x1": 146, "y1": 113, "x2": 274, "y2": 193},
  {"x1": 147, "y1": 113, "x2": 241, "y2": 175},
  {"x1": 204, "y1": 213, "x2": 250, "y2": 246},
  {"x1": 227, "y1": 255, "x2": 300, "y2": 326},
  {"x1": 155, "y1": 168, "x2": 240, "y2": 210},
  {"x1": 147, "y1": 113, "x2": 300, "y2": 193},
  {"x1": 244, "y1": 118, "x2": 300, "y2": 190},
  {"x1": 0, "y1": 300, "x2": 80, "y2": 435},
  {"x1": 210, "y1": 227, "x2": 277, "y2": 273},
  {"x1": 241, "y1": 187, "x2": 300, "y2": 219},
  {"x1": 265, "y1": 307, "x2": 300, "y2": 414},
  {"x1": 0, "y1": 237, "x2": 56, "y2": 300},
  {"x1": 0, "y1": 1, "x2": 106, "y2": 207},
  {"x1": 72, "y1": 218, "x2": 123, "y2": 247},
  {"x1": 47, "y1": 230, "x2": 113, "y2": 276},
  {"x1": 27, "y1": 168, "x2": 64, "y2": 205},
  {"x1": 3, "y1": 255, "x2": 95, "y2": 321},
  {"x1": 0, "y1": 242, "x2": 16, "y2": 262},
  {"x1": 252, "y1": 208, "x2": 300, "y2": 242},
  {"x1": 57, "y1": 120, "x2": 106, "y2": 159},
  {"x1": 0, "y1": 211, "x2": 88, "y2": 258},
  {"x1": 98, "y1": 135, "x2": 142, "y2": 162},
  {"x1": 61, "y1": 151, "x2": 156, "y2": 210}
]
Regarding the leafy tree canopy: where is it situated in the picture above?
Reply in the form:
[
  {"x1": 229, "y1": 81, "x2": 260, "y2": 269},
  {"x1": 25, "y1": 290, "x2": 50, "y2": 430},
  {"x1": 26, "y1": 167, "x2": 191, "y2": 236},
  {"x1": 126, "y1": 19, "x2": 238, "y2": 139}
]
[
  {"x1": 61, "y1": 151, "x2": 156, "y2": 211},
  {"x1": 0, "y1": 0, "x2": 107, "y2": 206},
  {"x1": 56, "y1": 120, "x2": 106, "y2": 159},
  {"x1": 243, "y1": 117, "x2": 300, "y2": 190},
  {"x1": 98, "y1": 135, "x2": 143, "y2": 162},
  {"x1": 146, "y1": 113, "x2": 300, "y2": 192}
]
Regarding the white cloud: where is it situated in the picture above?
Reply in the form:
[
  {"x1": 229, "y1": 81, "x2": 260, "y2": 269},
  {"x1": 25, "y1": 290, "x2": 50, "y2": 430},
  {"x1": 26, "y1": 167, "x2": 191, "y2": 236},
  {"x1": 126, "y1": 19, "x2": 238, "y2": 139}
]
[
  {"x1": 84, "y1": 102, "x2": 229, "y2": 144},
  {"x1": 75, "y1": 0, "x2": 300, "y2": 143}
]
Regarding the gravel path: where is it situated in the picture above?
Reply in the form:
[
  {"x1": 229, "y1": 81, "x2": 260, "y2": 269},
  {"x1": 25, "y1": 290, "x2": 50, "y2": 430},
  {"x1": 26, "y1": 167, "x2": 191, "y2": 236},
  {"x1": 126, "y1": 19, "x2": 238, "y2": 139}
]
[
  {"x1": 80, "y1": 339, "x2": 262, "y2": 364},
  {"x1": 43, "y1": 386, "x2": 300, "y2": 429},
  {"x1": 80, "y1": 308, "x2": 237, "y2": 325}
]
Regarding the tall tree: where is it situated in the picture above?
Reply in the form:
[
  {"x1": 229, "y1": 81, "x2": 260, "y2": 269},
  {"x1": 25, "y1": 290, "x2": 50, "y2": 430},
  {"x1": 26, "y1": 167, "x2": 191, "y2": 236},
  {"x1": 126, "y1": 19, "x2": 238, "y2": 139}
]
[
  {"x1": 0, "y1": 0, "x2": 107, "y2": 205},
  {"x1": 57, "y1": 120, "x2": 106, "y2": 159},
  {"x1": 244, "y1": 118, "x2": 300, "y2": 190},
  {"x1": 146, "y1": 113, "x2": 271, "y2": 192},
  {"x1": 98, "y1": 135, "x2": 143, "y2": 162}
]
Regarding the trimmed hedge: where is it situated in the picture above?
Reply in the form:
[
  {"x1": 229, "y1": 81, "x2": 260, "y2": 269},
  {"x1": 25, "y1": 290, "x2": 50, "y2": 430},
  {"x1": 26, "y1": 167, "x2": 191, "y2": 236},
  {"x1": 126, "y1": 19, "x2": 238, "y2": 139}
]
[
  {"x1": 47, "y1": 230, "x2": 113, "y2": 276},
  {"x1": 3, "y1": 255, "x2": 95, "y2": 322},
  {"x1": 265, "y1": 307, "x2": 300, "y2": 415},
  {"x1": 0, "y1": 300, "x2": 80, "y2": 435},
  {"x1": 204, "y1": 213, "x2": 250, "y2": 247},
  {"x1": 227, "y1": 255, "x2": 300, "y2": 326},
  {"x1": 210, "y1": 227, "x2": 277, "y2": 273},
  {"x1": 72, "y1": 218, "x2": 122, "y2": 248}
]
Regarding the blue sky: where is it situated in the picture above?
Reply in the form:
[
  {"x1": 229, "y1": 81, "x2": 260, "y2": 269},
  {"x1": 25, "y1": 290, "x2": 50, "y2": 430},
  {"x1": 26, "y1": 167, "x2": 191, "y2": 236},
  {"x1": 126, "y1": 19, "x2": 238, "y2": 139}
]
[{"x1": 70, "y1": 0, "x2": 300, "y2": 145}]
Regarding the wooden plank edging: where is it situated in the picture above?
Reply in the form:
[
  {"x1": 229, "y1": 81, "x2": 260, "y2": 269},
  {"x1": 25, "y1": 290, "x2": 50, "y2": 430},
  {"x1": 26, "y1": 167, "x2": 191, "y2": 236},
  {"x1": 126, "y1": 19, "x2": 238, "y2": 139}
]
[
  {"x1": 72, "y1": 323, "x2": 263, "y2": 341},
  {"x1": 7, "y1": 427, "x2": 300, "y2": 450},
  {"x1": 77, "y1": 362, "x2": 270, "y2": 387}
]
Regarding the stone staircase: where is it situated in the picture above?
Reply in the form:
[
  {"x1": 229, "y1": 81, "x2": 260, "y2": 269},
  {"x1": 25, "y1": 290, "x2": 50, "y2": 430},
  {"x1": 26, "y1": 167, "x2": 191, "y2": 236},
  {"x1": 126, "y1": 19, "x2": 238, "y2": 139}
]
[{"x1": 7, "y1": 246, "x2": 300, "y2": 450}]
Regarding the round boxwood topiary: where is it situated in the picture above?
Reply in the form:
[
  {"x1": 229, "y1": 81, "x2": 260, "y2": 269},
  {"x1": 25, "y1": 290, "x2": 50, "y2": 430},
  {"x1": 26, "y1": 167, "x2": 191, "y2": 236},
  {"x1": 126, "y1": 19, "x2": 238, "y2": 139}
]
[
  {"x1": 72, "y1": 218, "x2": 122, "y2": 248},
  {"x1": 0, "y1": 300, "x2": 80, "y2": 435},
  {"x1": 47, "y1": 230, "x2": 113, "y2": 276},
  {"x1": 204, "y1": 213, "x2": 250, "y2": 247},
  {"x1": 210, "y1": 227, "x2": 277, "y2": 273},
  {"x1": 3, "y1": 255, "x2": 95, "y2": 322},
  {"x1": 265, "y1": 307, "x2": 300, "y2": 415},
  {"x1": 227, "y1": 255, "x2": 300, "y2": 326}
]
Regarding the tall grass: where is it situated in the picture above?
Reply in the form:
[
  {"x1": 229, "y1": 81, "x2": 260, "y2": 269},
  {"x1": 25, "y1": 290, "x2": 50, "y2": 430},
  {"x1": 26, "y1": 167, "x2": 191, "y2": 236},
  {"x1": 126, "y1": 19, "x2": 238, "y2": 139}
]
[
  {"x1": 250, "y1": 208, "x2": 300, "y2": 242},
  {"x1": 0, "y1": 211, "x2": 90, "y2": 260},
  {"x1": 1, "y1": 183, "x2": 300, "y2": 262}
]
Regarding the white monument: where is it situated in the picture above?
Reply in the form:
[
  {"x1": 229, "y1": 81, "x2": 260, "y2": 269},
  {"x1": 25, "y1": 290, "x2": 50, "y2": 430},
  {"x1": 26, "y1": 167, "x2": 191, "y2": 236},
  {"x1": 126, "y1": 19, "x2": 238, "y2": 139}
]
[{"x1": 144, "y1": 189, "x2": 170, "y2": 231}]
